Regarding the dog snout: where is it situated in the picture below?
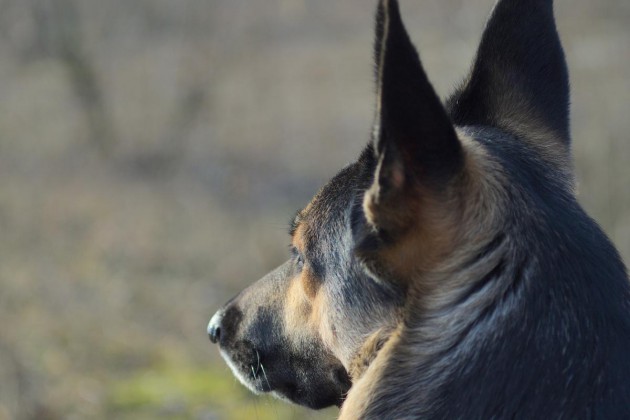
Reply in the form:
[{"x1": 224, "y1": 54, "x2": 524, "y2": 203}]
[
  {"x1": 207, "y1": 309, "x2": 224, "y2": 344},
  {"x1": 208, "y1": 304, "x2": 243, "y2": 345}
]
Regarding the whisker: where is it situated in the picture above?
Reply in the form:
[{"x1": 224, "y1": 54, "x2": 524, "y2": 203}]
[
  {"x1": 260, "y1": 363, "x2": 281, "y2": 420},
  {"x1": 260, "y1": 363, "x2": 272, "y2": 392},
  {"x1": 254, "y1": 349, "x2": 262, "y2": 378}
]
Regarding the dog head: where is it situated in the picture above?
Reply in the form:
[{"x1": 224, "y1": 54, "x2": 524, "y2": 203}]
[
  {"x1": 209, "y1": 0, "x2": 571, "y2": 410},
  {"x1": 207, "y1": 150, "x2": 405, "y2": 408}
]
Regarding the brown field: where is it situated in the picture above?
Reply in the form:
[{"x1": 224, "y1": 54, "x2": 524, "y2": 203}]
[{"x1": 0, "y1": 0, "x2": 628, "y2": 418}]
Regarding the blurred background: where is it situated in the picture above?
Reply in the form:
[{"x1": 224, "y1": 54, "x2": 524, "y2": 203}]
[{"x1": 0, "y1": 0, "x2": 627, "y2": 419}]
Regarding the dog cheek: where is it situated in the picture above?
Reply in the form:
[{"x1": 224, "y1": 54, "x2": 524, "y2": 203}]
[
  {"x1": 316, "y1": 304, "x2": 339, "y2": 357},
  {"x1": 282, "y1": 271, "x2": 348, "y2": 368},
  {"x1": 282, "y1": 274, "x2": 327, "y2": 348},
  {"x1": 283, "y1": 276, "x2": 312, "y2": 339}
]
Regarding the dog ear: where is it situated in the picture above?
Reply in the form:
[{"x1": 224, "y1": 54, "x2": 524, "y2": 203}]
[
  {"x1": 447, "y1": 0, "x2": 570, "y2": 146},
  {"x1": 364, "y1": 0, "x2": 463, "y2": 235}
]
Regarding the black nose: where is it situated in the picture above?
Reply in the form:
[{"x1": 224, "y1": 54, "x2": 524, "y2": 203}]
[{"x1": 207, "y1": 309, "x2": 224, "y2": 344}]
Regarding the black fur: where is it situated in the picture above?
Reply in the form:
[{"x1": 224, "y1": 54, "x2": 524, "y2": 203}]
[
  {"x1": 358, "y1": 0, "x2": 630, "y2": 416},
  {"x1": 209, "y1": 0, "x2": 630, "y2": 417},
  {"x1": 363, "y1": 126, "x2": 630, "y2": 418},
  {"x1": 448, "y1": 128, "x2": 630, "y2": 417},
  {"x1": 210, "y1": 262, "x2": 353, "y2": 409},
  {"x1": 447, "y1": 0, "x2": 571, "y2": 144},
  {"x1": 374, "y1": 0, "x2": 463, "y2": 187}
]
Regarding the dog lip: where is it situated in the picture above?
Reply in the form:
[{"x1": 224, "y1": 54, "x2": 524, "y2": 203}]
[
  {"x1": 219, "y1": 340, "x2": 351, "y2": 407},
  {"x1": 275, "y1": 382, "x2": 299, "y2": 400},
  {"x1": 218, "y1": 346, "x2": 277, "y2": 395},
  {"x1": 218, "y1": 349, "x2": 261, "y2": 393}
]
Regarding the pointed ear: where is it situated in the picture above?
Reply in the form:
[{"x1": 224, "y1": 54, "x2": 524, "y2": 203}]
[
  {"x1": 447, "y1": 0, "x2": 570, "y2": 146},
  {"x1": 365, "y1": 0, "x2": 463, "y2": 233},
  {"x1": 374, "y1": 0, "x2": 463, "y2": 185}
]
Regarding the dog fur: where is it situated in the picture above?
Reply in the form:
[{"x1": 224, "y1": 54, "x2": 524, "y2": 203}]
[{"x1": 208, "y1": 0, "x2": 630, "y2": 417}]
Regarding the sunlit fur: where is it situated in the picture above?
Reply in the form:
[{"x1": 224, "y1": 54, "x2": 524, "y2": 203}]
[{"x1": 208, "y1": 0, "x2": 630, "y2": 417}]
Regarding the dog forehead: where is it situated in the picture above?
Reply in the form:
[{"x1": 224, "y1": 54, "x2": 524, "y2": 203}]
[{"x1": 300, "y1": 161, "x2": 366, "y2": 239}]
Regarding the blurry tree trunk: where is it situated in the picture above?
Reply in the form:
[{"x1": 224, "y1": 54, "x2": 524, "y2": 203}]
[{"x1": 30, "y1": 0, "x2": 117, "y2": 158}]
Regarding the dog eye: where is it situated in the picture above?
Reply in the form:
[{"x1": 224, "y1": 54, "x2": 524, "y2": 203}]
[{"x1": 290, "y1": 246, "x2": 305, "y2": 269}]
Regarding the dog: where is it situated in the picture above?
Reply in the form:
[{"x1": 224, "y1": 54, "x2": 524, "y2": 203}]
[{"x1": 208, "y1": 0, "x2": 630, "y2": 417}]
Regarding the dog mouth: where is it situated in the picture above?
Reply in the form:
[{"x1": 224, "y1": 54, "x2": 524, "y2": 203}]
[
  {"x1": 219, "y1": 346, "x2": 272, "y2": 394},
  {"x1": 220, "y1": 346, "x2": 300, "y2": 398},
  {"x1": 219, "y1": 344, "x2": 350, "y2": 409},
  {"x1": 243, "y1": 348, "x2": 276, "y2": 394},
  {"x1": 220, "y1": 347, "x2": 308, "y2": 398}
]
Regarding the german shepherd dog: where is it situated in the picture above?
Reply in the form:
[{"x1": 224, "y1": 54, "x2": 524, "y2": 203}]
[{"x1": 208, "y1": 0, "x2": 630, "y2": 417}]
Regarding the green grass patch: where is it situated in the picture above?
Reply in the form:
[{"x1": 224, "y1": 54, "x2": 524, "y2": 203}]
[{"x1": 108, "y1": 364, "x2": 336, "y2": 419}]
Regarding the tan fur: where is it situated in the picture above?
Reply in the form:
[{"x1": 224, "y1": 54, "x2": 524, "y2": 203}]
[
  {"x1": 292, "y1": 222, "x2": 307, "y2": 251},
  {"x1": 340, "y1": 325, "x2": 403, "y2": 419},
  {"x1": 284, "y1": 221, "x2": 340, "y2": 355},
  {"x1": 209, "y1": 0, "x2": 592, "y2": 413},
  {"x1": 284, "y1": 131, "x2": 508, "y2": 416},
  {"x1": 283, "y1": 275, "x2": 311, "y2": 337},
  {"x1": 289, "y1": 131, "x2": 509, "y2": 417},
  {"x1": 342, "y1": 133, "x2": 509, "y2": 417},
  {"x1": 347, "y1": 327, "x2": 394, "y2": 381},
  {"x1": 362, "y1": 133, "x2": 506, "y2": 287}
]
